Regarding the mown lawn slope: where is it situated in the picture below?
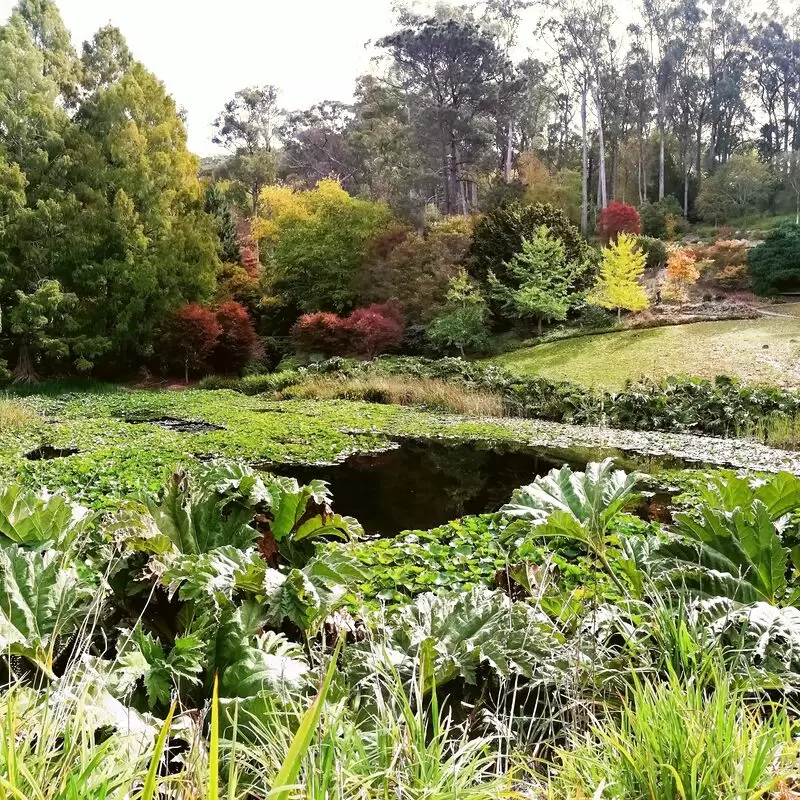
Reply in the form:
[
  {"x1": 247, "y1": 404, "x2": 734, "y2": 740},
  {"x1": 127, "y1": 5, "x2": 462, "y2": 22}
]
[{"x1": 489, "y1": 314, "x2": 800, "y2": 390}]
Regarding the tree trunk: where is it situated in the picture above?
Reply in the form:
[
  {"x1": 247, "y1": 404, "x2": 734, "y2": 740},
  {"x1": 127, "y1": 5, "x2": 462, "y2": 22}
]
[
  {"x1": 580, "y1": 85, "x2": 589, "y2": 236},
  {"x1": 13, "y1": 343, "x2": 36, "y2": 384},
  {"x1": 537, "y1": 316, "x2": 543, "y2": 336},
  {"x1": 658, "y1": 113, "x2": 665, "y2": 200},
  {"x1": 595, "y1": 91, "x2": 608, "y2": 209},
  {"x1": 638, "y1": 128, "x2": 645, "y2": 205},
  {"x1": 504, "y1": 120, "x2": 514, "y2": 183},
  {"x1": 448, "y1": 134, "x2": 460, "y2": 216},
  {"x1": 617, "y1": 306, "x2": 621, "y2": 321}
]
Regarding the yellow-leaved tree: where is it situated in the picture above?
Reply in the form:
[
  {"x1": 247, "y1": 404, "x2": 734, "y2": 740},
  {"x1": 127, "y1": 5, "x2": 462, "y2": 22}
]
[{"x1": 588, "y1": 233, "x2": 649, "y2": 320}]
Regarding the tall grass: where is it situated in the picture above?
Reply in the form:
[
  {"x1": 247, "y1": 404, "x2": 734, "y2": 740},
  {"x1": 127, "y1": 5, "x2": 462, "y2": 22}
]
[
  {"x1": 0, "y1": 640, "x2": 520, "y2": 799},
  {"x1": 0, "y1": 396, "x2": 40, "y2": 429},
  {"x1": 540, "y1": 665, "x2": 796, "y2": 800},
  {"x1": 281, "y1": 375, "x2": 506, "y2": 416}
]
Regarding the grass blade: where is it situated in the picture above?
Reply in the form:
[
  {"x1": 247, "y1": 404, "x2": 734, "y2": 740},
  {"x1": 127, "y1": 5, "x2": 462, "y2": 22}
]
[
  {"x1": 269, "y1": 640, "x2": 342, "y2": 800},
  {"x1": 141, "y1": 698, "x2": 176, "y2": 800},
  {"x1": 209, "y1": 673, "x2": 219, "y2": 800}
]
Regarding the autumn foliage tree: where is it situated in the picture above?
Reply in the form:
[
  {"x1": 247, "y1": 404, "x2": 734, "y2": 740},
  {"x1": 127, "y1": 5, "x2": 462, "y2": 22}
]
[
  {"x1": 165, "y1": 304, "x2": 222, "y2": 384},
  {"x1": 212, "y1": 301, "x2": 259, "y2": 373},
  {"x1": 588, "y1": 234, "x2": 649, "y2": 320},
  {"x1": 598, "y1": 201, "x2": 641, "y2": 244},
  {"x1": 346, "y1": 303, "x2": 404, "y2": 359},
  {"x1": 291, "y1": 303, "x2": 403, "y2": 359},
  {"x1": 663, "y1": 248, "x2": 700, "y2": 305}
]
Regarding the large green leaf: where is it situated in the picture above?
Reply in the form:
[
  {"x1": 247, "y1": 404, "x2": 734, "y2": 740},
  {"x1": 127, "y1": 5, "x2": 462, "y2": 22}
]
[
  {"x1": 695, "y1": 470, "x2": 800, "y2": 520},
  {"x1": 262, "y1": 474, "x2": 362, "y2": 544},
  {"x1": 162, "y1": 546, "x2": 267, "y2": 606},
  {"x1": 502, "y1": 459, "x2": 641, "y2": 536},
  {"x1": 135, "y1": 472, "x2": 259, "y2": 556},
  {"x1": 0, "y1": 486, "x2": 93, "y2": 551},
  {"x1": 693, "y1": 598, "x2": 800, "y2": 677},
  {"x1": 0, "y1": 545, "x2": 95, "y2": 674},
  {"x1": 354, "y1": 586, "x2": 558, "y2": 692},
  {"x1": 655, "y1": 500, "x2": 788, "y2": 604},
  {"x1": 115, "y1": 625, "x2": 204, "y2": 709}
]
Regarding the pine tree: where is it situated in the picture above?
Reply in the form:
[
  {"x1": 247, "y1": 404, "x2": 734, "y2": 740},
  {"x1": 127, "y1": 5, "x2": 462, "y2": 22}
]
[{"x1": 588, "y1": 233, "x2": 649, "y2": 320}]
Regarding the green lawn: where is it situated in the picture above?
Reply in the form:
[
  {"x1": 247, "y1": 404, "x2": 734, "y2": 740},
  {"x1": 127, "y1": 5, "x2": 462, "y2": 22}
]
[{"x1": 489, "y1": 316, "x2": 800, "y2": 390}]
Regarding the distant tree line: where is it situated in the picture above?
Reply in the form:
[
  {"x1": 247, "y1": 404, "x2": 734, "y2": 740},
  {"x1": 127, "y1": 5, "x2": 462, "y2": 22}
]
[{"x1": 210, "y1": 0, "x2": 800, "y2": 230}]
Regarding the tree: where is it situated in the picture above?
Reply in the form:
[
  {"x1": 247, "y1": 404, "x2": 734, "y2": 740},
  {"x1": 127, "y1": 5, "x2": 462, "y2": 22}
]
[
  {"x1": 9, "y1": 279, "x2": 76, "y2": 381},
  {"x1": 205, "y1": 184, "x2": 240, "y2": 263},
  {"x1": 11, "y1": 0, "x2": 81, "y2": 101},
  {"x1": 779, "y1": 151, "x2": 800, "y2": 225},
  {"x1": 588, "y1": 233, "x2": 649, "y2": 319},
  {"x1": 290, "y1": 303, "x2": 403, "y2": 359},
  {"x1": 598, "y1": 201, "x2": 641, "y2": 243},
  {"x1": 80, "y1": 24, "x2": 132, "y2": 93},
  {"x1": 748, "y1": 224, "x2": 800, "y2": 295},
  {"x1": 358, "y1": 217, "x2": 471, "y2": 323},
  {"x1": 427, "y1": 270, "x2": 489, "y2": 356},
  {"x1": 212, "y1": 301, "x2": 258, "y2": 374},
  {"x1": 346, "y1": 303, "x2": 404, "y2": 359},
  {"x1": 488, "y1": 225, "x2": 573, "y2": 335},
  {"x1": 544, "y1": 0, "x2": 617, "y2": 233},
  {"x1": 696, "y1": 152, "x2": 774, "y2": 222},
  {"x1": 164, "y1": 304, "x2": 221, "y2": 384},
  {"x1": 470, "y1": 201, "x2": 593, "y2": 290},
  {"x1": 639, "y1": 196, "x2": 683, "y2": 238},
  {"x1": 377, "y1": 16, "x2": 513, "y2": 215},
  {"x1": 213, "y1": 86, "x2": 280, "y2": 216},
  {"x1": 663, "y1": 246, "x2": 699, "y2": 304},
  {"x1": 263, "y1": 179, "x2": 390, "y2": 313}
]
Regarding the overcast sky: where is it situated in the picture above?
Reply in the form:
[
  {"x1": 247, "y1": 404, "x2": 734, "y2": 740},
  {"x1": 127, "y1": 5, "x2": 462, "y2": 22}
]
[{"x1": 0, "y1": 0, "x2": 399, "y2": 155}]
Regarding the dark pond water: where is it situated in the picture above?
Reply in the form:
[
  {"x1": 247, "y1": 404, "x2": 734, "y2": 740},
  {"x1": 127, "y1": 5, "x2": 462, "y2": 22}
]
[
  {"x1": 24, "y1": 445, "x2": 80, "y2": 461},
  {"x1": 261, "y1": 438, "x2": 686, "y2": 537}
]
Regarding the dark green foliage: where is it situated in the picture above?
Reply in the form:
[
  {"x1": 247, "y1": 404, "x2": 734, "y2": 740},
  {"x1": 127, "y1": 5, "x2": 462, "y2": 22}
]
[
  {"x1": 469, "y1": 202, "x2": 595, "y2": 291},
  {"x1": 639, "y1": 197, "x2": 683, "y2": 239},
  {"x1": 204, "y1": 184, "x2": 240, "y2": 263},
  {"x1": 635, "y1": 235, "x2": 668, "y2": 271},
  {"x1": 747, "y1": 223, "x2": 800, "y2": 295}
]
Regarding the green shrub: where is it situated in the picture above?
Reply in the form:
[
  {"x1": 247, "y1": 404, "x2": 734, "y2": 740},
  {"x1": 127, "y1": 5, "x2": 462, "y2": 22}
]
[
  {"x1": 748, "y1": 223, "x2": 800, "y2": 295},
  {"x1": 639, "y1": 196, "x2": 683, "y2": 239},
  {"x1": 635, "y1": 234, "x2": 668, "y2": 270}
]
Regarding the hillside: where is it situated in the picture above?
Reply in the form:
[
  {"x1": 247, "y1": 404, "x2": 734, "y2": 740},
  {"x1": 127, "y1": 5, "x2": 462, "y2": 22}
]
[{"x1": 489, "y1": 312, "x2": 800, "y2": 390}]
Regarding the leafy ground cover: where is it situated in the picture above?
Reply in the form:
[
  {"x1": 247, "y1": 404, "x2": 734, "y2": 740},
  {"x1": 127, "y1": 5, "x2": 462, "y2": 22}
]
[
  {"x1": 5, "y1": 388, "x2": 800, "y2": 511},
  {"x1": 490, "y1": 315, "x2": 800, "y2": 389}
]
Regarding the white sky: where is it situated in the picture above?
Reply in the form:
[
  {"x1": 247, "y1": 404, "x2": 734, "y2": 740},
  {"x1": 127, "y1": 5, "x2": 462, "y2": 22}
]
[
  {"x1": 0, "y1": 0, "x2": 397, "y2": 155},
  {"x1": 1, "y1": 0, "x2": 785, "y2": 156}
]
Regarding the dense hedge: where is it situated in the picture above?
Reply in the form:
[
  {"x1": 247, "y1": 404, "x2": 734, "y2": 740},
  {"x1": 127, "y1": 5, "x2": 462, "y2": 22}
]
[{"x1": 199, "y1": 356, "x2": 800, "y2": 439}]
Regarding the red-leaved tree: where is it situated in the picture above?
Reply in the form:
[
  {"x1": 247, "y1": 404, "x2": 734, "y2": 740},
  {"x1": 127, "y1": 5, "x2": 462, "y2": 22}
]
[
  {"x1": 165, "y1": 304, "x2": 222, "y2": 384},
  {"x1": 346, "y1": 303, "x2": 404, "y2": 359},
  {"x1": 291, "y1": 303, "x2": 404, "y2": 359},
  {"x1": 213, "y1": 301, "x2": 259, "y2": 374},
  {"x1": 291, "y1": 312, "x2": 351, "y2": 356},
  {"x1": 598, "y1": 202, "x2": 641, "y2": 243}
]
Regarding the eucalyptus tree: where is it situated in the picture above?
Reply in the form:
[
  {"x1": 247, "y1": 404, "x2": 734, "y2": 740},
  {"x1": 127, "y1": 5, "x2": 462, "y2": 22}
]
[
  {"x1": 212, "y1": 85, "x2": 280, "y2": 216},
  {"x1": 544, "y1": 0, "x2": 618, "y2": 233}
]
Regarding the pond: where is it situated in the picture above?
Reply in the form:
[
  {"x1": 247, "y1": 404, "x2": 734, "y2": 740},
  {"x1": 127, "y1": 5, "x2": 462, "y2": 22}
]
[{"x1": 261, "y1": 437, "x2": 687, "y2": 537}]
